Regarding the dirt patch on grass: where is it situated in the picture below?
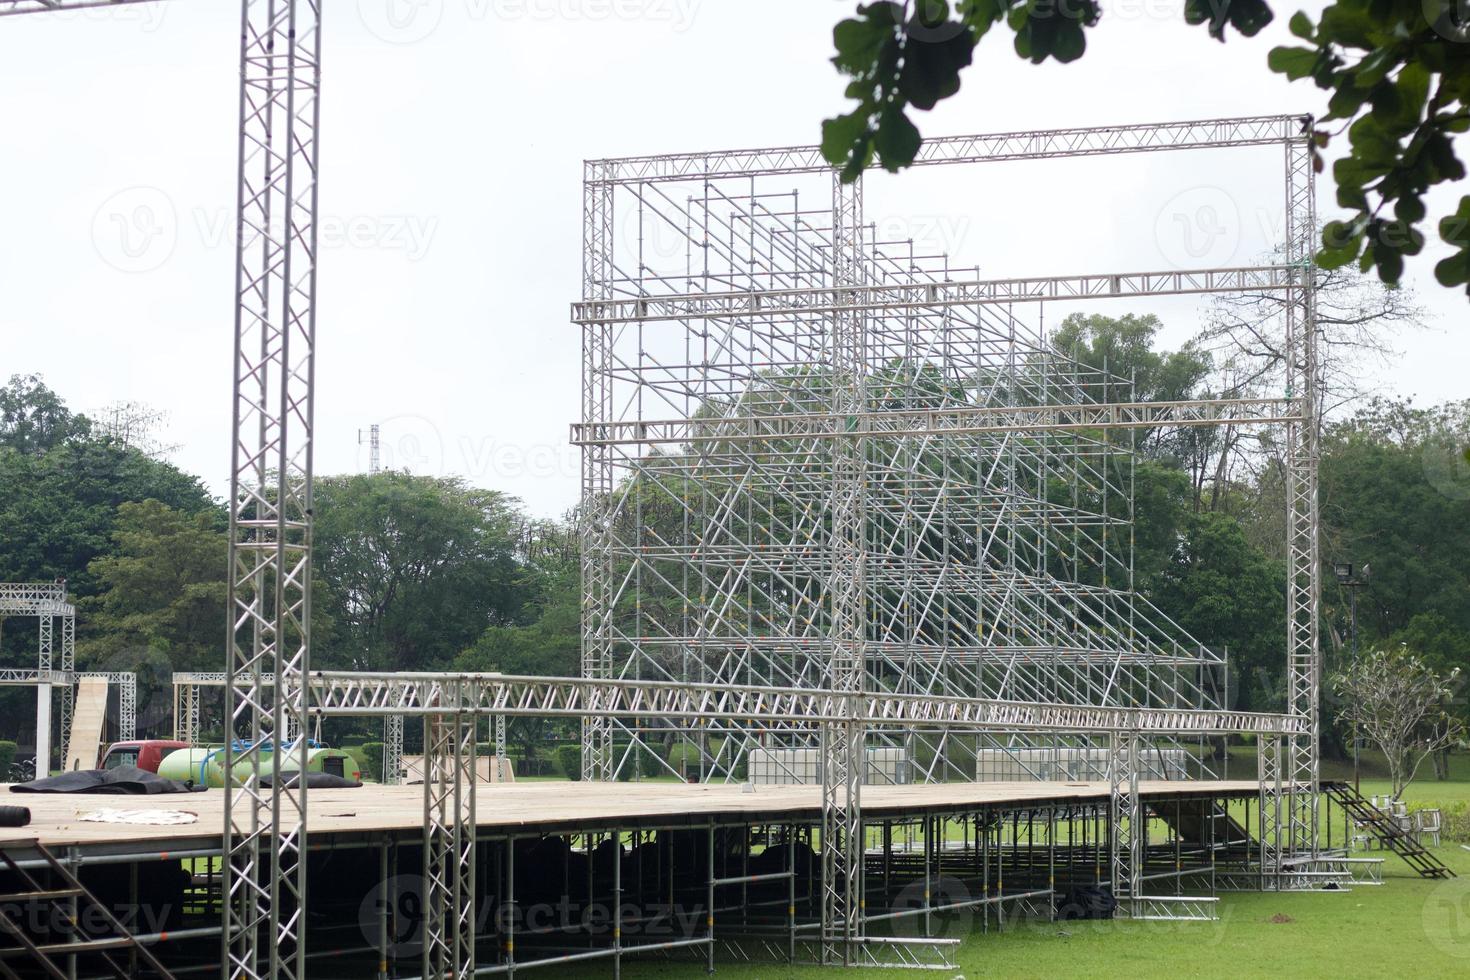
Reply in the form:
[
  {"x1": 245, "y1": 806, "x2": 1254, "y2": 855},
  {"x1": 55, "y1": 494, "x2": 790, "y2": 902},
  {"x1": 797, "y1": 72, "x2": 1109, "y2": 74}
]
[{"x1": 1269, "y1": 913, "x2": 1295, "y2": 924}]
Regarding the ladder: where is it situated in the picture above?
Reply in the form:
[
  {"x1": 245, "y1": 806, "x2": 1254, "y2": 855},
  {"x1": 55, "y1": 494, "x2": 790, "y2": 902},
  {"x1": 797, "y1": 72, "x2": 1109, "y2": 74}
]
[
  {"x1": 0, "y1": 840, "x2": 176, "y2": 979},
  {"x1": 1323, "y1": 782, "x2": 1454, "y2": 879}
]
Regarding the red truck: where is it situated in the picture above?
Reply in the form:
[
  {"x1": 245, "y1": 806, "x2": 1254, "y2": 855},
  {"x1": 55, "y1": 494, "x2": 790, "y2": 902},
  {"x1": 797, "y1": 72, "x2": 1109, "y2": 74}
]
[{"x1": 98, "y1": 740, "x2": 190, "y2": 773}]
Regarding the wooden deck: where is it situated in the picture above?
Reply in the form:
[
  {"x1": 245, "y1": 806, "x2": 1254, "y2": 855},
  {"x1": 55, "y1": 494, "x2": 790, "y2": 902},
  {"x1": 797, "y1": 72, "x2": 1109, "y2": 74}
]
[{"x1": 0, "y1": 779, "x2": 1260, "y2": 855}]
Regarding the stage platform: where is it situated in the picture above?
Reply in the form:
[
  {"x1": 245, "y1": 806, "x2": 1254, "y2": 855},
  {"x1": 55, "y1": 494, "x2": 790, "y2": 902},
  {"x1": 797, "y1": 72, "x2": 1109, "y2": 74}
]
[{"x1": 0, "y1": 779, "x2": 1260, "y2": 857}]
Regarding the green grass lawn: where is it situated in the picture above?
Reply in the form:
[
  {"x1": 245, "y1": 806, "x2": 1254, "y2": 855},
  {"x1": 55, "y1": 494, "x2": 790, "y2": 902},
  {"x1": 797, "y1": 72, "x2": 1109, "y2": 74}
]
[
  {"x1": 566, "y1": 845, "x2": 1470, "y2": 978},
  {"x1": 561, "y1": 753, "x2": 1470, "y2": 979}
]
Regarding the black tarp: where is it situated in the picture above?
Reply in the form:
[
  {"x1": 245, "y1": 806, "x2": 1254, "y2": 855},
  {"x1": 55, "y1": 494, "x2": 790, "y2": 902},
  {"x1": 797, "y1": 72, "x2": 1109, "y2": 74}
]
[{"x1": 9, "y1": 765, "x2": 202, "y2": 795}]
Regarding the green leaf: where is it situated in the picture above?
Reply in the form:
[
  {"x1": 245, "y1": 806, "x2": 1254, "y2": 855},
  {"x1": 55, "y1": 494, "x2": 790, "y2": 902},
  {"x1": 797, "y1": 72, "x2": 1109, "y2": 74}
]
[
  {"x1": 1052, "y1": 21, "x2": 1086, "y2": 63},
  {"x1": 1268, "y1": 45, "x2": 1318, "y2": 81},
  {"x1": 1288, "y1": 10, "x2": 1314, "y2": 38},
  {"x1": 873, "y1": 104, "x2": 922, "y2": 171},
  {"x1": 1395, "y1": 63, "x2": 1431, "y2": 125},
  {"x1": 832, "y1": 15, "x2": 890, "y2": 74},
  {"x1": 898, "y1": 19, "x2": 975, "y2": 109},
  {"x1": 821, "y1": 110, "x2": 871, "y2": 167},
  {"x1": 1395, "y1": 194, "x2": 1425, "y2": 224}
]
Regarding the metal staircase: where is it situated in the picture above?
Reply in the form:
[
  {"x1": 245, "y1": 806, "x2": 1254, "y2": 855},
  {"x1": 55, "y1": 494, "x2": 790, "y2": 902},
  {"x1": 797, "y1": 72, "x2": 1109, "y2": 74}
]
[
  {"x1": 1324, "y1": 782, "x2": 1454, "y2": 879},
  {"x1": 0, "y1": 840, "x2": 176, "y2": 979}
]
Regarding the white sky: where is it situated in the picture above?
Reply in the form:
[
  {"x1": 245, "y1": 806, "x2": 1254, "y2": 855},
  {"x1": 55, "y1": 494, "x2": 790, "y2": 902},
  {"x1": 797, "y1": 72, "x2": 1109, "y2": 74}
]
[{"x1": 1, "y1": 0, "x2": 1464, "y2": 517}]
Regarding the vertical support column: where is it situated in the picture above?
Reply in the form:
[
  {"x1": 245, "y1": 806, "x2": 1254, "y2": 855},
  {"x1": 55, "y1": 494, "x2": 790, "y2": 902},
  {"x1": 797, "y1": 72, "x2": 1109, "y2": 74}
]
[
  {"x1": 185, "y1": 684, "x2": 200, "y2": 745},
  {"x1": 580, "y1": 162, "x2": 616, "y2": 782},
  {"x1": 384, "y1": 713, "x2": 404, "y2": 786},
  {"x1": 422, "y1": 706, "x2": 477, "y2": 980},
  {"x1": 222, "y1": 2, "x2": 324, "y2": 978},
  {"x1": 59, "y1": 610, "x2": 74, "y2": 764},
  {"x1": 1257, "y1": 735, "x2": 1283, "y2": 890},
  {"x1": 821, "y1": 170, "x2": 867, "y2": 965},
  {"x1": 1108, "y1": 731, "x2": 1141, "y2": 917},
  {"x1": 494, "y1": 713, "x2": 508, "y2": 782},
  {"x1": 36, "y1": 615, "x2": 52, "y2": 774},
  {"x1": 1280, "y1": 122, "x2": 1321, "y2": 867},
  {"x1": 119, "y1": 674, "x2": 137, "y2": 741}
]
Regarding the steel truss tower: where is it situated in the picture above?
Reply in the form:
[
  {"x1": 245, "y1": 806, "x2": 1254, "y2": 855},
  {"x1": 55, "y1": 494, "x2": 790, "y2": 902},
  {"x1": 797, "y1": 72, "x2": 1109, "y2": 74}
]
[
  {"x1": 573, "y1": 115, "x2": 1323, "y2": 954},
  {"x1": 221, "y1": 2, "x2": 322, "y2": 979}
]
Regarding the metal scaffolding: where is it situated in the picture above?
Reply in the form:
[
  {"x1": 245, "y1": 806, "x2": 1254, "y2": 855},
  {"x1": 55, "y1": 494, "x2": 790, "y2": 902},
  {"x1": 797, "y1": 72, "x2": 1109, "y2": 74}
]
[
  {"x1": 7, "y1": 1, "x2": 1327, "y2": 967},
  {"x1": 0, "y1": 583, "x2": 77, "y2": 771},
  {"x1": 574, "y1": 114, "x2": 1322, "y2": 954}
]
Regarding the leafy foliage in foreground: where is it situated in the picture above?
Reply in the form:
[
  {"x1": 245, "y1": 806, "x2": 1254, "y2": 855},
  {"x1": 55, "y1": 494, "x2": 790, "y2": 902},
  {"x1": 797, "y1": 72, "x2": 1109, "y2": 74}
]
[{"x1": 821, "y1": 0, "x2": 1470, "y2": 294}]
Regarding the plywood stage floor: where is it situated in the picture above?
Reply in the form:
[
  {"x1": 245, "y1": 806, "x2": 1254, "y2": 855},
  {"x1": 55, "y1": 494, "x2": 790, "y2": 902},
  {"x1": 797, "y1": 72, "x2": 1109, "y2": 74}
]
[{"x1": 0, "y1": 779, "x2": 1261, "y2": 856}]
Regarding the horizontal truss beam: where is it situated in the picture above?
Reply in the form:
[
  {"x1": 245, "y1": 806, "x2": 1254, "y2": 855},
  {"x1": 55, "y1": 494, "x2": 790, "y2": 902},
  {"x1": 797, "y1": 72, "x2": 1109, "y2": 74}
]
[
  {"x1": 572, "y1": 397, "x2": 1297, "y2": 446},
  {"x1": 572, "y1": 265, "x2": 1294, "y2": 323},
  {"x1": 305, "y1": 670, "x2": 1303, "y2": 736},
  {"x1": 587, "y1": 115, "x2": 1309, "y2": 183}
]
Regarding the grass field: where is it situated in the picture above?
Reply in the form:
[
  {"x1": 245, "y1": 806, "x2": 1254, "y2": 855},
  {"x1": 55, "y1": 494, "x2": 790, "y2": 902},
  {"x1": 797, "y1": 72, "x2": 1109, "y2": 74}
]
[
  {"x1": 562, "y1": 753, "x2": 1470, "y2": 979},
  {"x1": 565, "y1": 845, "x2": 1470, "y2": 979}
]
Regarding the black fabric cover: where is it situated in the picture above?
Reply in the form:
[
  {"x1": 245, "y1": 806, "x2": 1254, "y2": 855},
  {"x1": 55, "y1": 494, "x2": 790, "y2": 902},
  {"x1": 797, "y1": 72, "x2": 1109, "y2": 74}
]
[
  {"x1": 9, "y1": 765, "x2": 201, "y2": 795},
  {"x1": 1055, "y1": 884, "x2": 1116, "y2": 920},
  {"x1": 257, "y1": 772, "x2": 362, "y2": 789}
]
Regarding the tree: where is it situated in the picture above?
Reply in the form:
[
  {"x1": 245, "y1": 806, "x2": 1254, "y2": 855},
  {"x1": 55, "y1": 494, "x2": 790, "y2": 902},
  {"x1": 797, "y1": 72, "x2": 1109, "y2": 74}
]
[
  {"x1": 1332, "y1": 644, "x2": 1465, "y2": 797},
  {"x1": 311, "y1": 472, "x2": 538, "y2": 671},
  {"x1": 1319, "y1": 398, "x2": 1470, "y2": 642},
  {"x1": 457, "y1": 564, "x2": 581, "y2": 768},
  {"x1": 1199, "y1": 263, "x2": 1425, "y2": 418},
  {"x1": 0, "y1": 374, "x2": 89, "y2": 456},
  {"x1": 81, "y1": 500, "x2": 227, "y2": 671},
  {"x1": 819, "y1": 0, "x2": 1470, "y2": 294},
  {"x1": 1151, "y1": 510, "x2": 1287, "y2": 711},
  {"x1": 0, "y1": 432, "x2": 216, "y2": 599}
]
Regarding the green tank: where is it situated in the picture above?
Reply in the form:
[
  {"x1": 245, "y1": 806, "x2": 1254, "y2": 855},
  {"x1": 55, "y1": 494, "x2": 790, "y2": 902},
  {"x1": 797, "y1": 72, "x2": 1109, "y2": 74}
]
[{"x1": 157, "y1": 745, "x2": 361, "y2": 788}]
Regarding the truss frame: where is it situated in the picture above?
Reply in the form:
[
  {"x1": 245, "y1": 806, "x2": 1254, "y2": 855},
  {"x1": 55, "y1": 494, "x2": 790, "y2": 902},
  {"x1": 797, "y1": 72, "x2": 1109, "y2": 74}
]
[
  {"x1": 220, "y1": 2, "x2": 322, "y2": 979},
  {"x1": 0, "y1": 584, "x2": 77, "y2": 773},
  {"x1": 577, "y1": 113, "x2": 1322, "y2": 948}
]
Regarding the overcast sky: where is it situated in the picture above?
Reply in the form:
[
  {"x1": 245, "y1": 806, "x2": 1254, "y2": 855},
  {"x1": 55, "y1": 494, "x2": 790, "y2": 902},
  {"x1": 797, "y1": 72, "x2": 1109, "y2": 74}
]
[{"x1": 2, "y1": 0, "x2": 1464, "y2": 517}]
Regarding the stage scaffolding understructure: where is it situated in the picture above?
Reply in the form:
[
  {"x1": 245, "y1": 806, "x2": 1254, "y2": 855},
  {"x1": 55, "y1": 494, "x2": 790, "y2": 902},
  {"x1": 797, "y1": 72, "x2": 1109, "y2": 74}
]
[
  {"x1": 571, "y1": 115, "x2": 1325, "y2": 958},
  {"x1": 1, "y1": 3, "x2": 1330, "y2": 971},
  {"x1": 0, "y1": 582, "x2": 76, "y2": 770}
]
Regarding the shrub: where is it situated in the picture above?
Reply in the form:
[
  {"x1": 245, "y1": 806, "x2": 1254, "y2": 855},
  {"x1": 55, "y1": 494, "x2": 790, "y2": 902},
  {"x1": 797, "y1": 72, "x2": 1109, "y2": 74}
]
[
  {"x1": 555, "y1": 744, "x2": 581, "y2": 781},
  {"x1": 0, "y1": 741, "x2": 16, "y2": 776},
  {"x1": 359, "y1": 742, "x2": 385, "y2": 782}
]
